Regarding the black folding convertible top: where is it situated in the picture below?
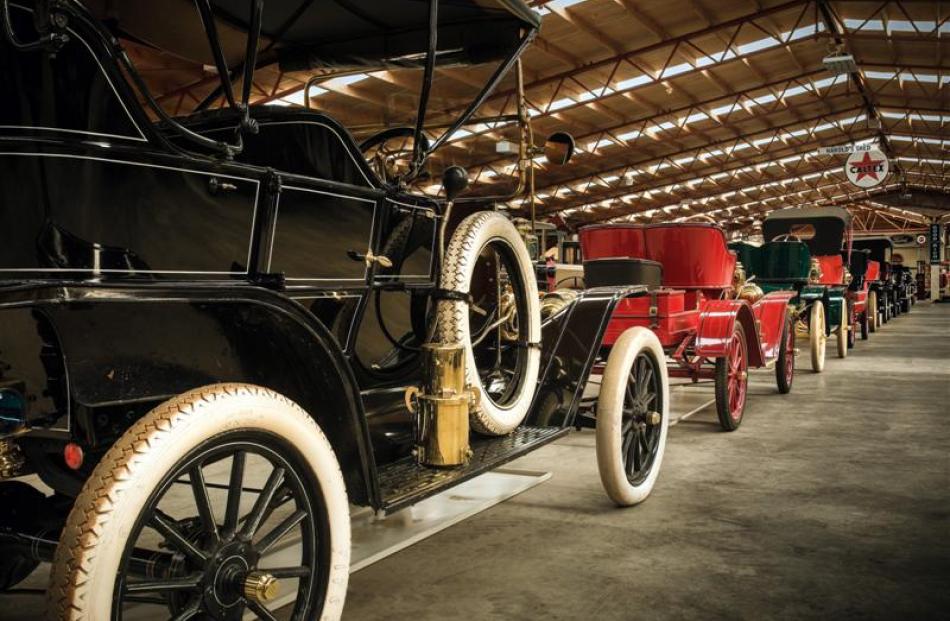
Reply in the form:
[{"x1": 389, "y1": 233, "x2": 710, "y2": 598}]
[
  {"x1": 762, "y1": 207, "x2": 852, "y2": 256},
  {"x1": 852, "y1": 237, "x2": 894, "y2": 263},
  {"x1": 85, "y1": 0, "x2": 541, "y2": 70}
]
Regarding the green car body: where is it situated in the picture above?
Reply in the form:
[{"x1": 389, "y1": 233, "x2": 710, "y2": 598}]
[{"x1": 730, "y1": 240, "x2": 846, "y2": 334}]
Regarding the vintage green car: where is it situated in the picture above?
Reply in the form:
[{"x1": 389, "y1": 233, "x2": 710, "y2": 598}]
[{"x1": 730, "y1": 208, "x2": 856, "y2": 372}]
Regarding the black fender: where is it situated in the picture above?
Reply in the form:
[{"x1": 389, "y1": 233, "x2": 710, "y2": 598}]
[
  {"x1": 0, "y1": 283, "x2": 379, "y2": 507},
  {"x1": 525, "y1": 285, "x2": 647, "y2": 428}
]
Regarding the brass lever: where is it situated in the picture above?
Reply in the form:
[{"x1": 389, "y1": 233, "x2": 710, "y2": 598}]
[{"x1": 347, "y1": 249, "x2": 393, "y2": 268}]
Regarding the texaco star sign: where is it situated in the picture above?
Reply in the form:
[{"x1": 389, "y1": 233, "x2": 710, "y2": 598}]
[{"x1": 845, "y1": 148, "x2": 889, "y2": 189}]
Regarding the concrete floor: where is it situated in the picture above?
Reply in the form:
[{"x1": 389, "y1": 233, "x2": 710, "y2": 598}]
[
  {"x1": 343, "y1": 302, "x2": 950, "y2": 620},
  {"x1": 1, "y1": 303, "x2": 946, "y2": 620}
]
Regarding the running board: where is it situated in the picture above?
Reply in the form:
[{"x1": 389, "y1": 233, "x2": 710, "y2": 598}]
[{"x1": 378, "y1": 426, "x2": 568, "y2": 513}]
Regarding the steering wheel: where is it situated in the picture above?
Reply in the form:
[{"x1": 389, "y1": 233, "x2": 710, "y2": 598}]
[
  {"x1": 359, "y1": 127, "x2": 429, "y2": 154},
  {"x1": 772, "y1": 234, "x2": 803, "y2": 242},
  {"x1": 359, "y1": 127, "x2": 430, "y2": 183}
]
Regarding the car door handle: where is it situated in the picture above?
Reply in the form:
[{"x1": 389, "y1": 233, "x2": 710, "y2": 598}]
[
  {"x1": 347, "y1": 249, "x2": 393, "y2": 269},
  {"x1": 207, "y1": 177, "x2": 238, "y2": 194}
]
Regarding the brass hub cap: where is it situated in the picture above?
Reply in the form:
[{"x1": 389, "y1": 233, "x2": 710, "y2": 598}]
[{"x1": 244, "y1": 571, "x2": 280, "y2": 603}]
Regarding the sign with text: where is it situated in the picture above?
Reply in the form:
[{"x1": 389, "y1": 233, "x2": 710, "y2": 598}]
[
  {"x1": 818, "y1": 144, "x2": 873, "y2": 155},
  {"x1": 930, "y1": 223, "x2": 942, "y2": 264},
  {"x1": 845, "y1": 148, "x2": 889, "y2": 188}
]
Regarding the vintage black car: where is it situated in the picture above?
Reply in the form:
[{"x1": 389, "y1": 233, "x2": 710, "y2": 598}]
[
  {"x1": 0, "y1": 1, "x2": 672, "y2": 618},
  {"x1": 852, "y1": 236, "x2": 899, "y2": 328}
]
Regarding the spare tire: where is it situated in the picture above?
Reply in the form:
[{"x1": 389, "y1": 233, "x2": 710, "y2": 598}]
[{"x1": 437, "y1": 212, "x2": 541, "y2": 435}]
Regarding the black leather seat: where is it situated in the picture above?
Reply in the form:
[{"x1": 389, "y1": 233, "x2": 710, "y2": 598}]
[{"x1": 583, "y1": 258, "x2": 663, "y2": 289}]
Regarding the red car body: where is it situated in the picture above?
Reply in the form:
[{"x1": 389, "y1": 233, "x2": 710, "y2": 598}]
[
  {"x1": 580, "y1": 223, "x2": 796, "y2": 429},
  {"x1": 581, "y1": 224, "x2": 792, "y2": 361}
]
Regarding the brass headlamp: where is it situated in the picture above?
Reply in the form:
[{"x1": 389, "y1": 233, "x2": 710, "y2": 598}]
[{"x1": 808, "y1": 258, "x2": 823, "y2": 284}]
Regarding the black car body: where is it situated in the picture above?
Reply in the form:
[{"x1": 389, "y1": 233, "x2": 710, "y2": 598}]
[{"x1": 1, "y1": 0, "x2": 655, "y2": 529}]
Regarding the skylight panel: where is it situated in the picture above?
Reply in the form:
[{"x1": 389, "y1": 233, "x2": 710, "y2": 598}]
[
  {"x1": 279, "y1": 86, "x2": 327, "y2": 106},
  {"x1": 546, "y1": 0, "x2": 588, "y2": 10},
  {"x1": 663, "y1": 63, "x2": 692, "y2": 78},
  {"x1": 324, "y1": 74, "x2": 368, "y2": 88},
  {"x1": 615, "y1": 75, "x2": 653, "y2": 90},
  {"x1": 549, "y1": 97, "x2": 576, "y2": 111},
  {"x1": 738, "y1": 36, "x2": 780, "y2": 55},
  {"x1": 786, "y1": 23, "x2": 823, "y2": 41},
  {"x1": 711, "y1": 103, "x2": 737, "y2": 117}
]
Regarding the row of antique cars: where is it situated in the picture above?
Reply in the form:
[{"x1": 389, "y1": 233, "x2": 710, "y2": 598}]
[
  {"x1": 567, "y1": 206, "x2": 917, "y2": 432},
  {"x1": 0, "y1": 1, "x2": 921, "y2": 618}
]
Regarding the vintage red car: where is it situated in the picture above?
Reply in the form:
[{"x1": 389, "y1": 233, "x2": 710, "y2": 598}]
[{"x1": 579, "y1": 221, "x2": 797, "y2": 431}]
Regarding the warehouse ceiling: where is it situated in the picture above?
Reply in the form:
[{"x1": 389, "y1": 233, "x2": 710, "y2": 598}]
[{"x1": 131, "y1": 0, "x2": 948, "y2": 234}]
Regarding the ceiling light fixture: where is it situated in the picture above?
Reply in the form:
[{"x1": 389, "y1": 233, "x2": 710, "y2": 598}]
[{"x1": 823, "y1": 53, "x2": 857, "y2": 75}]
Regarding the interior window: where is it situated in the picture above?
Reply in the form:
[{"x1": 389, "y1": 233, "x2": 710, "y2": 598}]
[
  {"x1": 789, "y1": 224, "x2": 816, "y2": 239},
  {"x1": 236, "y1": 121, "x2": 375, "y2": 188},
  {"x1": 0, "y1": 5, "x2": 142, "y2": 139}
]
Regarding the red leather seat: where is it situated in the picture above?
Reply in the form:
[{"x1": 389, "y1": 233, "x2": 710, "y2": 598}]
[
  {"x1": 643, "y1": 224, "x2": 735, "y2": 290},
  {"x1": 816, "y1": 254, "x2": 845, "y2": 285},
  {"x1": 579, "y1": 224, "x2": 647, "y2": 261}
]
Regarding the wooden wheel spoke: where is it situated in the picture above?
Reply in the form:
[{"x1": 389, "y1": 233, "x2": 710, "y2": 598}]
[
  {"x1": 635, "y1": 357, "x2": 651, "y2": 399},
  {"x1": 256, "y1": 509, "x2": 307, "y2": 554},
  {"x1": 170, "y1": 600, "x2": 203, "y2": 621},
  {"x1": 638, "y1": 430, "x2": 652, "y2": 463},
  {"x1": 190, "y1": 465, "x2": 219, "y2": 543},
  {"x1": 267, "y1": 566, "x2": 312, "y2": 579},
  {"x1": 625, "y1": 380, "x2": 637, "y2": 409},
  {"x1": 625, "y1": 434, "x2": 638, "y2": 473},
  {"x1": 621, "y1": 428, "x2": 635, "y2": 456},
  {"x1": 621, "y1": 418, "x2": 634, "y2": 436},
  {"x1": 124, "y1": 573, "x2": 202, "y2": 594},
  {"x1": 631, "y1": 430, "x2": 644, "y2": 471},
  {"x1": 224, "y1": 451, "x2": 246, "y2": 532},
  {"x1": 149, "y1": 511, "x2": 208, "y2": 565},
  {"x1": 241, "y1": 467, "x2": 287, "y2": 539},
  {"x1": 249, "y1": 601, "x2": 280, "y2": 621}
]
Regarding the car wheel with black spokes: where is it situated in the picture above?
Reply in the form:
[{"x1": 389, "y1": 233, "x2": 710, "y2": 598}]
[
  {"x1": 47, "y1": 384, "x2": 350, "y2": 621},
  {"x1": 596, "y1": 327, "x2": 669, "y2": 506},
  {"x1": 437, "y1": 212, "x2": 541, "y2": 436},
  {"x1": 714, "y1": 324, "x2": 748, "y2": 431}
]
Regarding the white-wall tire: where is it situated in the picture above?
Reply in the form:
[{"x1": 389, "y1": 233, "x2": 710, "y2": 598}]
[
  {"x1": 868, "y1": 290, "x2": 878, "y2": 332},
  {"x1": 47, "y1": 384, "x2": 351, "y2": 621},
  {"x1": 809, "y1": 301, "x2": 826, "y2": 373},
  {"x1": 596, "y1": 327, "x2": 670, "y2": 507},
  {"x1": 437, "y1": 211, "x2": 541, "y2": 435},
  {"x1": 836, "y1": 299, "x2": 848, "y2": 358}
]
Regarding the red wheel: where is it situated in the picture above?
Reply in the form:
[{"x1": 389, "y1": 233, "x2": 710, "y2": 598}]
[
  {"x1": 715, "y1": 325, "x2": 748, "y2": 431},
  {"x1": 775, "y1": 315, "x2": 795, "y2": 394}
]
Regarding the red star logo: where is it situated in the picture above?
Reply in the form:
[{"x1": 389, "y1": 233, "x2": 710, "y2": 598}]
[{"x1": 852, "y1": 151, "x2": 884, "y2": 181}]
